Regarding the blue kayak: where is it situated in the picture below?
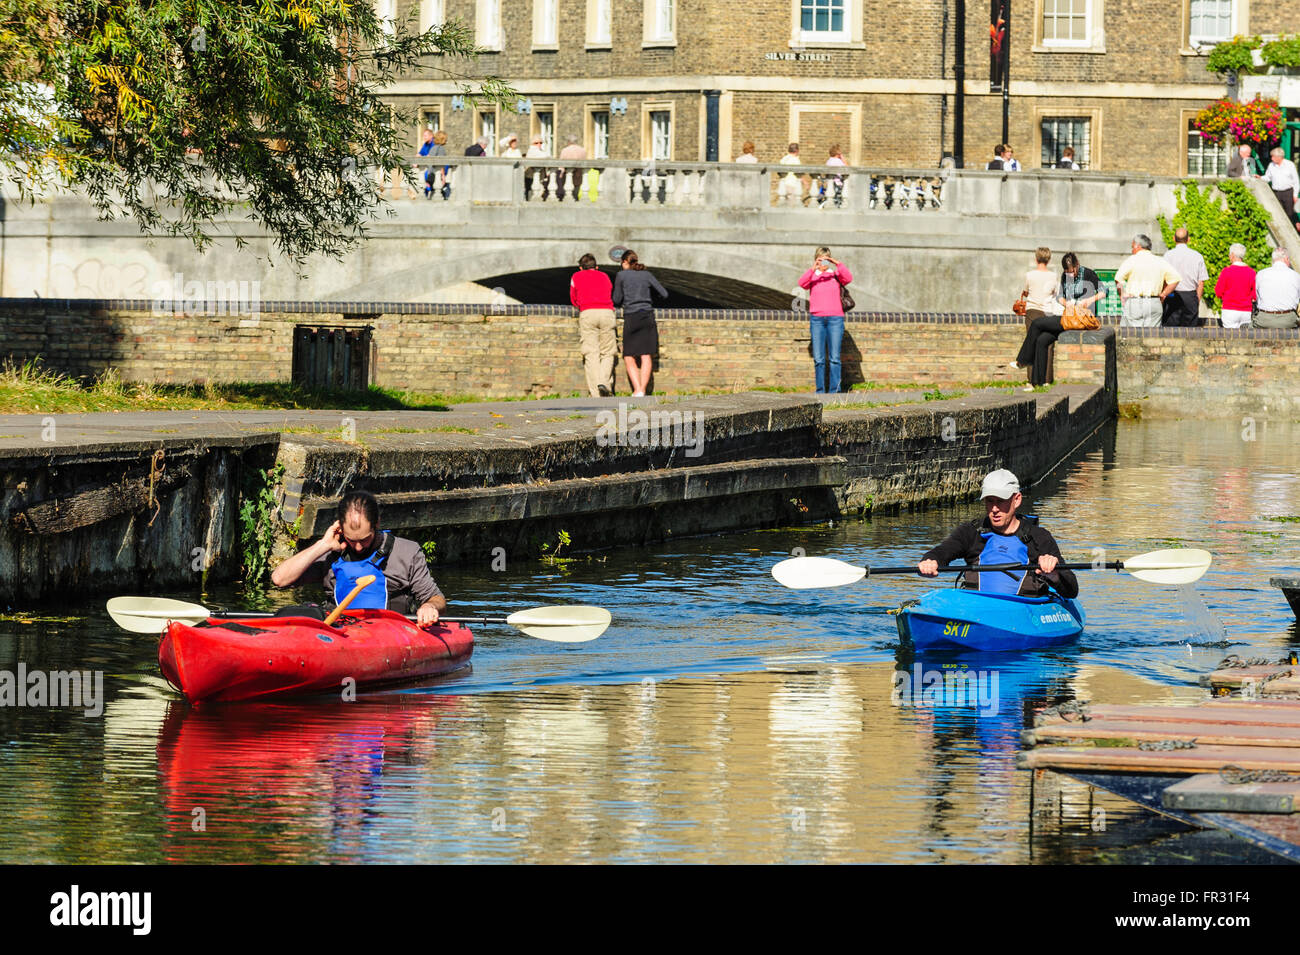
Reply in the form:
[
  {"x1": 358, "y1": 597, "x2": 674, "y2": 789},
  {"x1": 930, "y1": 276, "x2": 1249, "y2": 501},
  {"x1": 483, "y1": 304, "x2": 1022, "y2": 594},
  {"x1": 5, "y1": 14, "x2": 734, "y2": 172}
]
[{"x1": 895, "y1": 588, "x2": 1085, "y2": 652}]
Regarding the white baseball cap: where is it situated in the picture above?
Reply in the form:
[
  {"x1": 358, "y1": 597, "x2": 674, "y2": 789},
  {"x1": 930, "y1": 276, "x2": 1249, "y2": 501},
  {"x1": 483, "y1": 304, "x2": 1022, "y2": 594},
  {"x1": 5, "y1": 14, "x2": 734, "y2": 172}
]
[{"x1": 980, "y1": 469, "x2": 1021, "y2": 500}]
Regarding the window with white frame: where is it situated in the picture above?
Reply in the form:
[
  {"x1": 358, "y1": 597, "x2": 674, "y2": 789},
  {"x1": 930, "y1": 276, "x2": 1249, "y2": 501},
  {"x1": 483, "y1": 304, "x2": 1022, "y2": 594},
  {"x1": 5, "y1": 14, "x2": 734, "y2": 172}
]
[
  {"x1": 1042, "y1": 0, "x2": 1088, "y2": 44},
  {"x1": 588, "y1": 109, "x2": 610, "y2": 159},
  {"x1": 477, "y1": 0, "x2": 503, "y2": 50},
  {"x1": 645, "y1": 0, "x2": 675, "y2": 43},
  {"x1": 419, "y1": 0, "x2": 445, "y2": 32},
  {"x1": 419, "y1": 107, "x2": 442, "y2": 136},
  {"x1": 477, "y1": 111, "x2": 497, "y2": 154},
  {"x1": 1041, "y1": 117, "x2": 1090, "y2": 168},
  {"x1": 588, "y1": 0, "x2": 612, "y2": 45},
  {"x1": 1188, "y1": 0, "x2": 1234, "y2": 45},
  {"x1": 1186, "y1": 119, "x2": 1229, "y2": 176},
  {"x1": 535, "y1": 0, "x2": 558, "y2": 46},
  {"x1": 799, "y1": 0, "x2": 849, "y2": 43},
  {"x1": 533, "y1": 109, "x2": 555, "y2": 154},
  {"x1": 650, "y1": 110, "x2": 672, "y2": 160}
]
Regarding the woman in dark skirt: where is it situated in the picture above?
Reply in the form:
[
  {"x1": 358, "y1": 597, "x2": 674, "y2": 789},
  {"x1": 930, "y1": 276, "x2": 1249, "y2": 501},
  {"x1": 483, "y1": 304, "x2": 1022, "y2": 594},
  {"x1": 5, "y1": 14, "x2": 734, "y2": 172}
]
[
  {"x1": 612, "y1": 250, "x2": 668, "y2": 396},
  {"x1": 1009, "y1": 249, "x2": 1103, "y2": 388}
]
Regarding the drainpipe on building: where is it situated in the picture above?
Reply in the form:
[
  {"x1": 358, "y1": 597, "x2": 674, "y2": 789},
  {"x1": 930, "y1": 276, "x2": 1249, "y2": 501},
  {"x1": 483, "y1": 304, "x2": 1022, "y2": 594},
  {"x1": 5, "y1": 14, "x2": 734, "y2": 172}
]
[
  {"x1": 705, "y1": 90, "x2": 720, "y2": 162},
  {"x1": 954, "y1": 0, "x2": 965, "y2": 168},
  {"x1": 1001, "y1": 1, "x2": 1011, "y2": 146}
]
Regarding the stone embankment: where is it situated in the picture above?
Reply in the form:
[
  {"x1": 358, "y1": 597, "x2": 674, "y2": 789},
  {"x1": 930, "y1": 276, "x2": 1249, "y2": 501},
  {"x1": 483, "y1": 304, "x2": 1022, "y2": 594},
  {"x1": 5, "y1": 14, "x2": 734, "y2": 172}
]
[{"x1": 0, "y1": 328, "x2": 1114, "y2": 603}]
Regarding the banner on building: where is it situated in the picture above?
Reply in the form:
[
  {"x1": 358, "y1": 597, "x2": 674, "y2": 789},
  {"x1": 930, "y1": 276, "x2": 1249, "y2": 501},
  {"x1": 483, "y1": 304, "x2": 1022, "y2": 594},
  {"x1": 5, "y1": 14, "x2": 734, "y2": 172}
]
[{"x1": 990, "y1": 0, "x2": 1009, "y2": 93}]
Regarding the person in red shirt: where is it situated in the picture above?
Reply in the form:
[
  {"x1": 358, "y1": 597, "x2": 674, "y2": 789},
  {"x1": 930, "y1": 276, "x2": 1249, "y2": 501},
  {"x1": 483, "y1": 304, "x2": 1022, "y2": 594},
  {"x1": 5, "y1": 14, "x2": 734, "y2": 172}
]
[
  {"x1": 1213, "y1": 243, "x2": 1256, "y2": 329},
  {"x1": 570, "y1": 253, "x2": 617, "y2": 396}
]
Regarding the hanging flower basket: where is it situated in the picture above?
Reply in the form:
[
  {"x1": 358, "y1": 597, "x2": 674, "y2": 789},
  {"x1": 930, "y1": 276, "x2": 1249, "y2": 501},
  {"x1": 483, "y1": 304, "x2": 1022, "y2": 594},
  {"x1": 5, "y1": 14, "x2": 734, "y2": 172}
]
[
  {"x1": 1193, "y1": 99, "x2": 1236, "y2": 145},
  {"x1": 1193, "y1": 96, "x2": 1283, "y2": 147},
  {"x1": 1227, "y1": 96, "x2": 1284, "y2": 147}
]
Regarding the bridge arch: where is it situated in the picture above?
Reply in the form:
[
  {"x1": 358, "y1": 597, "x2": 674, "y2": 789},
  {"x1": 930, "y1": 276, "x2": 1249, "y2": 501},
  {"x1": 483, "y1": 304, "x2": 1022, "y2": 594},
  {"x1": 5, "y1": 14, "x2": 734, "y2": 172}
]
[{"x1": 328, "y1": 240, "x2": 804, "y2": 309}]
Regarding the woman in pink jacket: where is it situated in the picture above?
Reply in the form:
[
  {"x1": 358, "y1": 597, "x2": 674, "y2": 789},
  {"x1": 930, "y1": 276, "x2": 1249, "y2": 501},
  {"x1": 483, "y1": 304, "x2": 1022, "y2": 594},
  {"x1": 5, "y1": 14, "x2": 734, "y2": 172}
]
[{"x1": 798, "y1": 247, "x2": 853, "y2": 393}]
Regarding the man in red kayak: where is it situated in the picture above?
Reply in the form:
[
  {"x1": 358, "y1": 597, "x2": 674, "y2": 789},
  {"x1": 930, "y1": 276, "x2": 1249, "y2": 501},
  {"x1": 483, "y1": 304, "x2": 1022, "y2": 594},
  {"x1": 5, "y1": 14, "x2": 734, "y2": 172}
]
[
  {"x1": 270, "y1": 490, "x2": 447, "y2": 625},
  {"x1": 916, "y1": 469, "x2": 1078, "y2": 598}
]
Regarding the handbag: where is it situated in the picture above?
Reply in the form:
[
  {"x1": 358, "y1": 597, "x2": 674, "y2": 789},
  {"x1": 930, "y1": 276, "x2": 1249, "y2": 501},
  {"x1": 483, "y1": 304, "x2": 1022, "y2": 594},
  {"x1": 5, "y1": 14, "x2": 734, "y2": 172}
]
[
  {"x1": 1012, "y1": 291, "x2": 1027, "y2": 316},
  {"x1": 838, "y1": 277, "x2": 855, "y2": 313},
  {"x1": 1060, "y1": 303, "x2": 1099, "y2": 330}
]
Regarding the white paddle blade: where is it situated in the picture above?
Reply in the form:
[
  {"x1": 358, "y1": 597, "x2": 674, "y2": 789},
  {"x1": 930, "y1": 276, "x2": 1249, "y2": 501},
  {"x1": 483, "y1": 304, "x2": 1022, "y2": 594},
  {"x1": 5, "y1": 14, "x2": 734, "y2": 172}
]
[
  {"x1": 771, "y1": 556, "x2": 868, "y2": 590},
  {"x1": 106, "y1": 596, "x2": 210, "y2": 633},
  {"x1": 505, "y1": 606, "x2": 611, "y2": 642},
  {"x1": 1122, "y1": 548, "x2": 1214, "y2": 585}
]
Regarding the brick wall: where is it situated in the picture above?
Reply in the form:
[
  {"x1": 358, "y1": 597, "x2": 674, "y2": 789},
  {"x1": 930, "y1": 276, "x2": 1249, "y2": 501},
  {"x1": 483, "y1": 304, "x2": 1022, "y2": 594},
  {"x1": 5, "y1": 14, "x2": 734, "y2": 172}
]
[
  {"x1": 385, "y1": 1, "x2": 1237, "y2": 173},
  {"x1": 1118, "y1": 329, "x2": 1300, "y2": 417},
  {"x1": 0, "y1": 302, "x2": 1128, "y2": 397}
]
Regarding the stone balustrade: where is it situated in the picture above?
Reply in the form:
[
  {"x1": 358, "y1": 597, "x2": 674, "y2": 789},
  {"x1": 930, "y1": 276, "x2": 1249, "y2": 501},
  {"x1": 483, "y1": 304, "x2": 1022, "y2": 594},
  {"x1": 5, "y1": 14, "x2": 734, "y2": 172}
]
[{"x1": 381, "y1": 157, "x2": 1186, "y2": 222}]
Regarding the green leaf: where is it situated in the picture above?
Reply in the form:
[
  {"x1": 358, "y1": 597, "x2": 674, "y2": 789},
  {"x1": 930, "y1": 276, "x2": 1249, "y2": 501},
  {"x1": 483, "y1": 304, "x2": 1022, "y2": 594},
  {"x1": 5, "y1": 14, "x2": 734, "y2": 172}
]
[
  {"x1": 1157, "y1": 179, "x2": 1274, "y2": 313},
  {"x1": 1, "y1": 1, "x2": 517, "y2": 262}
]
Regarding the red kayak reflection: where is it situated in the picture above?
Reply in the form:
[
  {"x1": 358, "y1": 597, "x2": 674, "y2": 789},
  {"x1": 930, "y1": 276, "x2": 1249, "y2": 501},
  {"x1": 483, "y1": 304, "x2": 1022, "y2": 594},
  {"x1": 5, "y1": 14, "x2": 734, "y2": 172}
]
[{"x1": 156, "y1": 691, "x2": 463, "y2": 863}]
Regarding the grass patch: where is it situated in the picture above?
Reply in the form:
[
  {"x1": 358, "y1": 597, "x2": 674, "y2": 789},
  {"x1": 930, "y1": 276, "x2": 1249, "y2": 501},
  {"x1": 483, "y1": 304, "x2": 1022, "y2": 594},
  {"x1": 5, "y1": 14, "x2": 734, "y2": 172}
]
[
  {"x1": 828, "y1": 400, "x2": 923, "y2": 409},
  {"x1": 283, "y1": 425, "x2": 354, "y2": 439},
  {"x1": 363, "y1": 425, "x2": 478, "y2": 435},
  {"x1": 0, "y1": 359, "x2": 508, "y2": 414}
]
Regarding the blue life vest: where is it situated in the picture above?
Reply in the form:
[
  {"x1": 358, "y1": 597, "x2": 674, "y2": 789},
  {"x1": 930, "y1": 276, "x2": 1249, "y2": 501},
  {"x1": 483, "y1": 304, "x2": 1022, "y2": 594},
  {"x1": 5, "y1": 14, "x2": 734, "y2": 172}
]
[
  {"x1": 331, "y1": 531, "x2": 393, "y2": 609},
  {"x1": 977, "y1": 529, "x2": 1029, "y2": 595}
]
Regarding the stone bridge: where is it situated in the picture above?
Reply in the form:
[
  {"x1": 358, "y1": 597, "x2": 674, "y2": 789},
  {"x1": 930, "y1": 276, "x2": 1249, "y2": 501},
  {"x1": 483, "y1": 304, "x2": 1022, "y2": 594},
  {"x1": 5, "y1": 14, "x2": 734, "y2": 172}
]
[{"x1": 6, "y1": 160, "x2": 1287, "y2": 312}]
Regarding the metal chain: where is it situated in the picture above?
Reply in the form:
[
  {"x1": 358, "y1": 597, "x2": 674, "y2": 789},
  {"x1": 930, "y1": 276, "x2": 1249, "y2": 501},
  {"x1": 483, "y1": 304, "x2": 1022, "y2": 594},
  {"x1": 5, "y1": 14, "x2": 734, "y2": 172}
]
[
  {"x1": 1138, "y1": 739, "x2": 1198, "y2": 751},
  {"x1": 1219, "y1": 764, "x2": 1300, "y2": 785}
]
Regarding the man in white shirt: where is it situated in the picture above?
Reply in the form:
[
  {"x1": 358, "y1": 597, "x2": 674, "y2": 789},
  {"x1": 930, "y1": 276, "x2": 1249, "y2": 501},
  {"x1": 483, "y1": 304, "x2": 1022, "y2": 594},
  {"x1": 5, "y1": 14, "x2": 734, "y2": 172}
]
[
  {"x1": 1253, "y1": 247, "x2": 1300, "y2": 329},
  {"x1": 1161, "y1": 227, "x2": 1209, "y2": 326},
  {"x1": 778, "y1": 142, "x2": 805, "y2": 206},
  {"x1": 1262, "y1": 147, "x2": 1300, "y2": 233}
]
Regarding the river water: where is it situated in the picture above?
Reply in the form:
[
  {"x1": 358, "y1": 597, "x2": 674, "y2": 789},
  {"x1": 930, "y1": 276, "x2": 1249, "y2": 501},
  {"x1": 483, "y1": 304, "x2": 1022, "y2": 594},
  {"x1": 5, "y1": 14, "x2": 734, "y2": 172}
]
[{"x1": 1, "y1": 419, "x2": 1297, "y2": 863}]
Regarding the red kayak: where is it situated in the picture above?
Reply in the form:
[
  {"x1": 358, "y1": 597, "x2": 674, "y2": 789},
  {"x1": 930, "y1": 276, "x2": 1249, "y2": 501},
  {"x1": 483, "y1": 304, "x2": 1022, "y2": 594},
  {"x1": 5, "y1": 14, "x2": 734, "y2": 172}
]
[{"x1": 158, "y1": 609, "x2": 474, "y2": 703}]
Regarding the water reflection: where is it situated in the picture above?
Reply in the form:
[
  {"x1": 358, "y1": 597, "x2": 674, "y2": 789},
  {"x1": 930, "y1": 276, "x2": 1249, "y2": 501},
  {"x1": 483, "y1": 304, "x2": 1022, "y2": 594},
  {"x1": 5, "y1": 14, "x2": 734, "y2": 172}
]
[
  {"x1": 155, "y1": 697, "x2": 460, "y2": 863},
  {"x1": 1, "y1": 419, "x2": 1298, "y2": 862}
]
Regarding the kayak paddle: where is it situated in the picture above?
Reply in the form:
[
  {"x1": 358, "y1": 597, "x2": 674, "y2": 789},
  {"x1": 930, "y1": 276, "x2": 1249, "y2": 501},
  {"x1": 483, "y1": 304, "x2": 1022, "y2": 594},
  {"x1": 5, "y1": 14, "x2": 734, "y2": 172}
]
[
  {"x1": 771, "y1": 547, "x2": 1214, "y2": 590},
  {"x1": 106, "y1": 596, "x2": 611, "y2": 642}
]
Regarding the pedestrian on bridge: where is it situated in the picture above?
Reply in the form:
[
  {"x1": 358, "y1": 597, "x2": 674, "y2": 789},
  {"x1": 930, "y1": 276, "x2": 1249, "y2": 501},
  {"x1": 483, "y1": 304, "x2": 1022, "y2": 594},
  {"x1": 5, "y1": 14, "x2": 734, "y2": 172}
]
[
  {"x1": 613, "y1": 250, "x2": 668, "y2": 397},
  {"x1": 1261, "y1": 148, "x2": 1300, "y2": 233},
  {"x1": 778, "y1": 143, "x2": 805, "y2": 206}
]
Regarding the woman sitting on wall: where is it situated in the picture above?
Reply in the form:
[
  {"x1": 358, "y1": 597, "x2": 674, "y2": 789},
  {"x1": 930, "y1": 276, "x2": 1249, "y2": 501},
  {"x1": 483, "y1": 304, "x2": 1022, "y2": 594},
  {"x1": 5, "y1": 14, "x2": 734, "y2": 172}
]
[{"x1": 1007, "y1": 247, "x2": 1061, "y2": 391}]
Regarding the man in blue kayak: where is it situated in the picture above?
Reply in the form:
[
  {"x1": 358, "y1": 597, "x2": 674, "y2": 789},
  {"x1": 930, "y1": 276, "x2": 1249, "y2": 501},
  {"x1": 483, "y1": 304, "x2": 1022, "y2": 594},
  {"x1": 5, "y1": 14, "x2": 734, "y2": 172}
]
[
  {"x1": 916, "y1": 469, "x2": 1078, "y2": 598},
  {"x1": 270, "y1": 490, "x2": 446, "y2": 625}
]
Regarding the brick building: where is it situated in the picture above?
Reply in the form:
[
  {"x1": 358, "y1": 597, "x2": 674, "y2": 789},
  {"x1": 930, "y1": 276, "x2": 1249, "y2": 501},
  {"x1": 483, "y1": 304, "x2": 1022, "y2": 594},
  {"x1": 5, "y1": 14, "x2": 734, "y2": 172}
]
[{"x1": 382, "y1": 0, "x2": 1296, "y2": 175}]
